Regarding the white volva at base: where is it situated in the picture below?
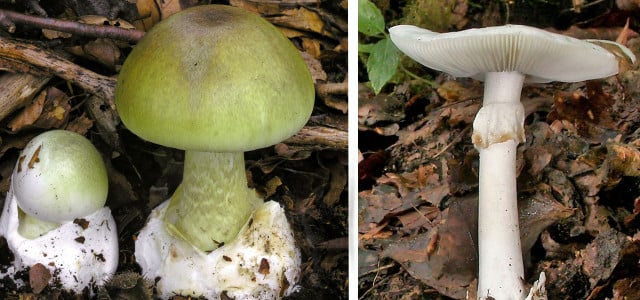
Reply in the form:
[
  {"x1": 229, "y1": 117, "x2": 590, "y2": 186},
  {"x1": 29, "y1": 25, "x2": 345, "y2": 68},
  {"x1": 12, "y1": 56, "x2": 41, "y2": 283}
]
[
  {"x1": 135, "y1": 200, "x2": 301, "y2": 300},
  {"x1": 0, "y1": 189, "x2": 118, "y2": 293}
]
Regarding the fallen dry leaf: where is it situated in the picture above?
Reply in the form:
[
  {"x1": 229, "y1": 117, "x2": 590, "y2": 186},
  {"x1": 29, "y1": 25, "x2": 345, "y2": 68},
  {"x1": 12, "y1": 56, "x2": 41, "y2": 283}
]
[
  {"x1": 269, "y1": 7, "x2": 335, "y2": 39},
  {"x1": 376, "y1": 163, "x2": 450, "y2": 207},
  {"x1": 606, "y1": 143, "x2": 640, "y2": 177},
  {"x1": 301, "y1": 37, "x2": 321, "y2": 58},
  {"x1": 134, "y1": 0, "x2": 193, "y2": 30},
  {"x1": 397, "y1": 206, "x2": 439, "y2": 231},
  {"x1": 29, "y1": 263, "x2": 51, "y2": 294},
  {"x1": 580, "y1": 228, "x2": 627, "y2": 288},
  {"x1": 0, "y1": 73, "x2": 51, "y2": 122},
  {"x1": 436, "y1": 80, "x2": 481, "y2": 103},
  {"x1": 548, "y1": 81, "x2": 618, "y2": 143},
  {"x1": 65, "y1": 113, "x2": 94, "y2": 135},
  {"x1": 8, "y1": 88, "x2": 45, "y2": 132},
  {"x1": 324, "y1": 161, "x2": 347, "y2": 206},
  {"x1": 612, "y1": 277, "x2": 640, "y2": 299},
  {"x1": 358, "y1": 87, "x2": 406, "y2": 127},
  {"x1": 358, "y1": 150, "x2": 389, "y2": 187},
  {"x1": 301, "y1": 51, "x2": 327, "y2": 84},
  {"x1": 536, "y1": 258, "x2": 588, "y2": 300},
  {"x1": 524, "y1": 146, "x2": 553, "y2": 178},
  {"x1": 359, "y1": 184, "x2": 423, "y2": 230},
  {"x1": 519, "y1": 189, "x2": 575, "y2": 255},
  {"x1": 382, "y1": 195, "x2": 478, "y2": 299},
  {"x1": 67, "y1": 38, "x2": 121, "y2": 69},
  {"x1": 32, "y1": 86, "x2": 70, "y2": 130},
  {"x1": 359, "y1": 220, "x2": 392, "y2": 240}
]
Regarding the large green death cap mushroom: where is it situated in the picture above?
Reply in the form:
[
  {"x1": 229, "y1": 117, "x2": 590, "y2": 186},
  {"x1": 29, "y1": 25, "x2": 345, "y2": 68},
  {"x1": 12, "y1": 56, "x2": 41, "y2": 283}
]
[
  {"x1": 115, "y1": 5, "x2": 315, "y2": 153},
  {"x1": 115, "y1": 5, "x2": 314, "y2": 252}
]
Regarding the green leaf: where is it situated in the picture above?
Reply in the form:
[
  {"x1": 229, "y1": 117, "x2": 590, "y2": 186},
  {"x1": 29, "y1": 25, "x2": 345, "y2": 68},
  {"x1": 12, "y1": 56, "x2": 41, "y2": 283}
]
[
  {"x1": 366, "y1": 38, "x2": 400, "y2": 94},
  {"x1": 358, "y1": 43, "x2": 375, "y2": 54},
  {"x1": 358, "y1": 0, "x2": 385, "y2": 36}
]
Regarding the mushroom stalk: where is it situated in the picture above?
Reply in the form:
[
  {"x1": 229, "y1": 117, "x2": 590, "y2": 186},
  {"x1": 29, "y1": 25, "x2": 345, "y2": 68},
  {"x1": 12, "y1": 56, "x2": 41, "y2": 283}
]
[
  {"x1": 164, "y1": 151, "x2": 261, "y2": 252},
  {"x1": 17, "y1": 210, "x2": 58, "y2": 239},
  {"x1": 474, "y1": 72, "x2": 527, "y2": 299},
  {"x1": 478, "y1": 140, "x2": 524, "y2": 298}
]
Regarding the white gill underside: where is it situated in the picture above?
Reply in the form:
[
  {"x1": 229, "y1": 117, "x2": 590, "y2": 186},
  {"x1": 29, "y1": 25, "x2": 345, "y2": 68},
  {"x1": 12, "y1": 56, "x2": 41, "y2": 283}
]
[{"x1": 389, "y1": 24, "x2": 618, "y2": 82}]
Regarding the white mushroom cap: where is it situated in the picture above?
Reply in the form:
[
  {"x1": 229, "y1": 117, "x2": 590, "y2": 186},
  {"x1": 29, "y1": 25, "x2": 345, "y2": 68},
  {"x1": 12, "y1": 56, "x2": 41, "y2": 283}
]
[
  {"x1": 11, "y1": 130, "x2": 108, "y2": 224},
  {"x1": 389, "y1": 24, "x2": 629, "y2": 83}
]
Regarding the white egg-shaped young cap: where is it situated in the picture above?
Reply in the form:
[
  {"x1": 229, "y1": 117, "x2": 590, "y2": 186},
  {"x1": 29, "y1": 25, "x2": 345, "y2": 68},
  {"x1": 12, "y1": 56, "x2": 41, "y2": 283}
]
[
  {"x1": 11, "y1": 130, "x2": 108, "y2": 223},
  {"x1": 389, "y1": 24, "x2": 630, "y2": 83}
]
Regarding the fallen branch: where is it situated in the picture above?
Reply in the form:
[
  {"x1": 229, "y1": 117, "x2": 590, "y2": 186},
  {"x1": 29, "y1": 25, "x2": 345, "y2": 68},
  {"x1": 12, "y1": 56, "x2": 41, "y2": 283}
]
[
  {"x1": 0, "y1": 9, "x2": 144, "y2": 42},
  {"x1": 284, "y1": 125, "x2": 348, "y2": 150},
  {"x1": 0, "y1": 35, "x2": 116, "y2": 106},
  {"x1": 317, "y1": 81, "x2": 348, "y2": 97}
]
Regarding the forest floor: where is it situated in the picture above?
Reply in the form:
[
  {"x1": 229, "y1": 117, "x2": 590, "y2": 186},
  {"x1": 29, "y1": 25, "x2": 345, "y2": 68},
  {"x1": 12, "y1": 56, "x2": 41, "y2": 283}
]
[{"x1": 359, "y1": 0, "x2": 640, "y2": 299}]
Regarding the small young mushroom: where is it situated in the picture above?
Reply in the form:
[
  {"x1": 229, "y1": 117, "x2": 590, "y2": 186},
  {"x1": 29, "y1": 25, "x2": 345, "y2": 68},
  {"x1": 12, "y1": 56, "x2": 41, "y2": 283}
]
[
  {"x1": 389, "y1": 24, "x2": 635, "y2": 299},
  {"x1": 115, "y1": 5, "x2": 314, "y2": 299},
  {"x1": 0, "y1": 130, "x2": 117, "y2": 293}
]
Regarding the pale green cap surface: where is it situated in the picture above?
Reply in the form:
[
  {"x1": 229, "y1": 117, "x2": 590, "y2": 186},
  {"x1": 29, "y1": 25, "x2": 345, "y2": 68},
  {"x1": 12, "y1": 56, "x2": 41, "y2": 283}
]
[
  {"x1": 12, "y1": 130, "x2": 108, "y2": 223},
  {"x1": 115, "y1": 5, "x2": 315, "y2": 152}
]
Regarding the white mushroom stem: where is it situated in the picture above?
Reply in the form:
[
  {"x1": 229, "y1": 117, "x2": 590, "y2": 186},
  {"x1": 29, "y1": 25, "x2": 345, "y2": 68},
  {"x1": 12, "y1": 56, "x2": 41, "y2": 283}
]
[
  {"x1": 474, "y1": 72, "x2": 527, "y2": 299},
  {"x1": 18, "y1": 211, "x2": 58, "y2": 239},
  {"x1": 478, "y1": 140, "x2": 525, "y2": 299}
]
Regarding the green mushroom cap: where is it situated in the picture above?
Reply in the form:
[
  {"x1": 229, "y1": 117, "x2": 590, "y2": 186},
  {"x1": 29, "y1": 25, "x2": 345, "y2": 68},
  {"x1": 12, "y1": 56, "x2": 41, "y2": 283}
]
[
  {"x1": 12, "y1": 130, "x2": 108, "y2": 224},
  {"x1": 115, "y1": 5, "x2": 315, "y2": 152}
]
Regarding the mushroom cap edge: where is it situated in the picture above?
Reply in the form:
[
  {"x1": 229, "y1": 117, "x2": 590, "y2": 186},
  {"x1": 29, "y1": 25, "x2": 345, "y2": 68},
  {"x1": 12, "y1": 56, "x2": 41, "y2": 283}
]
[{"x1": 389, "y1": 24, "x2": 624, "y2": 83}]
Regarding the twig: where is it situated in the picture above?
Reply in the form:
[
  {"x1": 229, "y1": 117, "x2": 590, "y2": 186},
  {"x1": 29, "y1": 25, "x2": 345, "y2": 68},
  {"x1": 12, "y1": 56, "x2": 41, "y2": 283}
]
[
  {"x1": 0, "y1": 9, "x2": 145, "y2": 42},
  {"x1": 283, "y1": 125, "x2": 348, "y2": 150},
  {"x1": 358, "y1": 263, "x2": 395, "y2": 278},
  {"x1": 316, "y1": 81, "x2": 348, "y2": 97},
  {"x1": 359, "y1": 267, "x2": 393, "y2": 300},
  {"x1": 432, "y1": 126, "x2": 471, "y2": 158}
]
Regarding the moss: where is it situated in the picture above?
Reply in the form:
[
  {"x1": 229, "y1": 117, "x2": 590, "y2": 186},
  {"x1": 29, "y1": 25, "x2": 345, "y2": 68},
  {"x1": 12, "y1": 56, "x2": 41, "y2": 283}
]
[{"x1": 401, "y1": 0, "x2": 469, "y2": 32}]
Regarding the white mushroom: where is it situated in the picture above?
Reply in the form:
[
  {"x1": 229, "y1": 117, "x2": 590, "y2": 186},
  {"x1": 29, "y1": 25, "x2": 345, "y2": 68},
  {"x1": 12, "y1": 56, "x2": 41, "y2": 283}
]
[
  {"x1": 389, "y1": 24, "x2": 635, "y2": 299},
  {"x1": 0, "y1": 130, "x2": 117, "y2": 293}
]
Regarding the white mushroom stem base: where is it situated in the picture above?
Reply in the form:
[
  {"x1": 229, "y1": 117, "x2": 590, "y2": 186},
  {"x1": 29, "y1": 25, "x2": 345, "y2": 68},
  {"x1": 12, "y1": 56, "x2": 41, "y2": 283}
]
[
  {"x1": 135, "y1": 200, "x2": 301, "y2": 299},
  {"x1": 477, "y1": 139, "x2": 526, "y2": 299},
  {"x1": 525, "y1": 272, "x2": 547, "y2": 300},
  {"x1": 0, "y1": 190, "x2": 118, "y2": 293}
]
